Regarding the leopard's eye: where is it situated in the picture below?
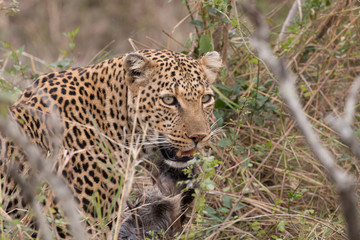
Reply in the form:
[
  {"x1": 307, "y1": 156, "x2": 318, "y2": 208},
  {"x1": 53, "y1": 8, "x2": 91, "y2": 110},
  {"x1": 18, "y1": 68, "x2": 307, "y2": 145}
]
[
  {"x1": 162, "y1": 96, "x2": 177, "y2": 106},
  {"x1": 201, "y1": 94, "x2": 213, "y2": 104}
]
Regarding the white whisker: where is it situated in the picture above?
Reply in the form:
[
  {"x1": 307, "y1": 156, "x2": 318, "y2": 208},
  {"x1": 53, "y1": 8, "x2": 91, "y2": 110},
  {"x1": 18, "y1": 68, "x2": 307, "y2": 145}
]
[{"x1": 210, "y1": 117, "x2": 222, "y2": 130}]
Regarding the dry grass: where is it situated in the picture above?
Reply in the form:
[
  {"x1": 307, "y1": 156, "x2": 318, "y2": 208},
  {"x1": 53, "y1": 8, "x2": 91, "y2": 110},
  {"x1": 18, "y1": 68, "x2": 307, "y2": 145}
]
[{"x1": 181, "y1": 1, "x2": 360, "y2": 239}]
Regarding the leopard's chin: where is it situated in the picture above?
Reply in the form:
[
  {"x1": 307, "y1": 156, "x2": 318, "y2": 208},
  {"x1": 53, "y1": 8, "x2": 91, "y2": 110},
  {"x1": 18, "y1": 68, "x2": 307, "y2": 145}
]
[
  {"x1": 164, "y1": 159, "x2": 192, "y2": 168},
  {"x1": 160, "y1": 146, "x2": 196, "y2": 168}
]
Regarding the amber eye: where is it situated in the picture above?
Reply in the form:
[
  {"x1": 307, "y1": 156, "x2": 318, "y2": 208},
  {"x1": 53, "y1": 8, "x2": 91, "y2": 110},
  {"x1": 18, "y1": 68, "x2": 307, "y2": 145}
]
[
  {"x1": 201, "y1": 94, "x2": 213, "y2": 104},
  {"x1": 162, "y1": 96, "x2": 177, "y2": 106}
]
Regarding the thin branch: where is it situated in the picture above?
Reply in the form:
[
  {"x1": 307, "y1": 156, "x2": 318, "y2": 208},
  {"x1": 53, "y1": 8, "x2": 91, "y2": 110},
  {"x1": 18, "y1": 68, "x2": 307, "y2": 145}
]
[
  {"x1": 326, "y1": 77, "x2": 360, "y2": 161},
  {"x1": 242, "y1": 3, "x2": 360, "y2": 239},
  {"x1": 277, "y1": 0, "x2": 305, "y2": 46},
  {"x1": 342, "y1": 76, "x2": 360, "y2": 126}
]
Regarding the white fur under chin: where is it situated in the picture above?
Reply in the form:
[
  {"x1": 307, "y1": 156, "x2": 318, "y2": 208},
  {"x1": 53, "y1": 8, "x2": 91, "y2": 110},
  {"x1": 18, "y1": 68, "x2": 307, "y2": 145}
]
[{"x1": 164, "y1": 159, "x2": 192, "y2": 168}]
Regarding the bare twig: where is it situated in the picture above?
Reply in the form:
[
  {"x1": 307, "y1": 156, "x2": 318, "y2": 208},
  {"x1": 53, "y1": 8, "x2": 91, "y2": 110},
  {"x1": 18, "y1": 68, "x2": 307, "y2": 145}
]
[
  {"x1": 316, "y1": 0, "x2": 352, "y2": 40},
  {"x1": 242, "y1": 3, "x2": 360, "y2": 239},
  {"x1": 342, "y1": 77, "x2": 360, "y2": 126},
  {"x1": 0, "y1": 101, "x2": 87, "y2": 240},
  {"x1": 326, "y1": 77, "x2": 360, "y2": 161},
  {"x1": 277, "y1": 0, "x2": 305, "y2": 47},
  {"x1": 127, "y1": 38, "x2": 151, "y2": 51}
]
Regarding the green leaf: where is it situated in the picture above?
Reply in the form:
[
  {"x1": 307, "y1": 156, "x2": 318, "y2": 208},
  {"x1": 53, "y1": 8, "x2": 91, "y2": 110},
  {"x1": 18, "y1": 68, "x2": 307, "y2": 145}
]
[
  {"x1": 200, "y1": 178, "x2": 216, "y2": 191},
  {"x1": 195, "y1": 194, "x2": 205, "y2": 211},
  {"x1": 207, "y1": 7, "x2": 218, "y2": 15},
  {"x1": 339, "y1": 153, "x2": 350, "y2": 161},
  {"x1": 222, "y1": 194, "x2": 232, "y2": 209},
  {"x1": 213, "y1": 110, "x2": 224, "y2": 127},
  {"x1": 11, "y1": 50, "x2": 18, "y2": 60},
  {"x1": 217, "y1": 138, "x2": 232, "y2": 147},
  {"x1": 1, "y1": 41, "x2": 11, "y2": 49},
  {"x1": 277, "y1": 220, "x2": 287, "y2": 232},
  {"x1": 257, "y1": 230, "x2": 266, "y2": 237},
  {"x1": 204, "y1": 206, "x2": 221, "y2": 220},
  {"x1": 190, "y1": 20, "x2": 203, "y2": 28},
  {"x1": 234, "y1": 204, "x2": 244, "y2": 211},
  {"x1": 69, "y1": 43, "x2": 76, "y2": 50},
  {"x1": 18, "y1": 45, "x2": 25, "y2": 55},
  {"x1": 199, "y1": 35, "x2": 213, "y2": 54},
  {"x1": 204, "y1": 206, "x2": 217, "y2": 215},
  {"x1": 184, "y1": 37, "x2": 192, "y2": 49},
  {"x1": 251, "y1": 221, "x2": 261, "y2": 231},
  {"x1": 74, "y1": 26, "x2": 80, "y2": 35},
  {"x1": 214, "y1": 83, "x2": 233, "y2": 94},
  {"x1": 217, "y1": 207, "x2": 229, "y2": 214}
]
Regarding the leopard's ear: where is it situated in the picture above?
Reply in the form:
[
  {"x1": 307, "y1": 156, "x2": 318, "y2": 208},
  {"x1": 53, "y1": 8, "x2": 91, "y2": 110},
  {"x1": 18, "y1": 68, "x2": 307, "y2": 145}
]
[
  {"x1": 123, "y1": 53, "x2": 155, "y2": 90},
  {"x1": 200, "y1": 51, "x2": 222, "y2": 84}
]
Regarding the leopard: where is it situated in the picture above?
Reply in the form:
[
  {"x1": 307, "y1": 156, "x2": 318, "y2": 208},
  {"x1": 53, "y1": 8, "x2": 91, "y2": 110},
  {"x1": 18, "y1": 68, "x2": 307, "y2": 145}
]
[{"x1": 0, "y1": 49, "x2": 222, "y2": 238}]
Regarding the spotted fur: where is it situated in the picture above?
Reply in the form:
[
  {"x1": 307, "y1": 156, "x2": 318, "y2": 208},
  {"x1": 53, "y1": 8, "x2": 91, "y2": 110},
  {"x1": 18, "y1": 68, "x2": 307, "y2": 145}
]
[{"x1": 0, "y1": 49, "x2": 221, "y2": 238}]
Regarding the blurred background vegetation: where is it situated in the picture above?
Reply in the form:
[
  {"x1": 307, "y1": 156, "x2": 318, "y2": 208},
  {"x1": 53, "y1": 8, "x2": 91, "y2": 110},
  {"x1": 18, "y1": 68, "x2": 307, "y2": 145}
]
[
  {"x1": 1, "y1": 0, "x2": 360, "y2": 239},
  {"x1": 0, "y1": 0, "x2": 192, "y2": 62}
]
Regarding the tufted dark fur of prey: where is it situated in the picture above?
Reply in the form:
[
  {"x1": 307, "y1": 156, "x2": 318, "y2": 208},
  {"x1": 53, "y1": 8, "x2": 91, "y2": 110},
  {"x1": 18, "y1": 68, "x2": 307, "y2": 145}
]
[{"x1": 0, "y1": 49, "x2": 222, "y2": 239}]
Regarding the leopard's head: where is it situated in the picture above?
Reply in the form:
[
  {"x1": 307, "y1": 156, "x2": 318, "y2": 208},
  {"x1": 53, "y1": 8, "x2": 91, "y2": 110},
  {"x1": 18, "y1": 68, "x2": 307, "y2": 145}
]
[{"x1": 124, "y1": 49, "x2": 222, "y2": 168}]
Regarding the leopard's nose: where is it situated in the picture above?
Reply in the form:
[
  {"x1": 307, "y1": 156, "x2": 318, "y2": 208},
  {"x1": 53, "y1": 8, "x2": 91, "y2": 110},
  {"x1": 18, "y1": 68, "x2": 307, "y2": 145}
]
[{"x1": 190, "y1": 134, "x2": 207, "y2": 143}]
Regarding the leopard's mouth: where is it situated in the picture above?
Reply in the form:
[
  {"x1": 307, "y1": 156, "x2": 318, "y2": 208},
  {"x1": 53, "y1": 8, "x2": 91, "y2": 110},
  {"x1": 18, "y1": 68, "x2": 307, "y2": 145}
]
[
  {"x1": 176, "y1": 148, "x2": 197, "y2": 158},
  {"x1": 160, "y1": 147, "x2": 197, "y2": 163}
]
